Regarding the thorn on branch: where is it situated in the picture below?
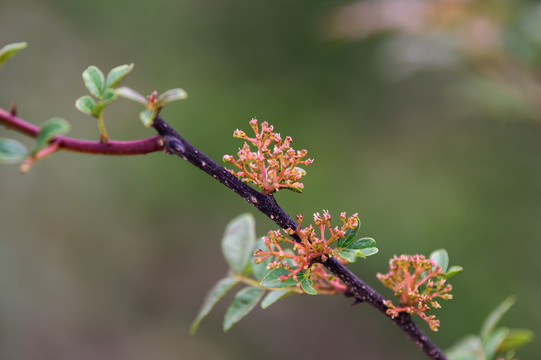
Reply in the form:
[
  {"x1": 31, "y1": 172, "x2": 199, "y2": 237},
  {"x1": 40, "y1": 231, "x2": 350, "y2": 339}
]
[{"x1": 10, "y1": 102, "x2": 17, "y2": 116}]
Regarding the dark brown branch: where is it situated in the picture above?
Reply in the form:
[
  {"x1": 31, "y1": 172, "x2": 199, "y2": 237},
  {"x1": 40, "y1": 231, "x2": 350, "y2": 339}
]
[
  {"x1": 151, "y1": 116, "x2": 447, "y2": 360},
  {"x1": 0, "y1": 109, "x2": 447, "y2": 359}
]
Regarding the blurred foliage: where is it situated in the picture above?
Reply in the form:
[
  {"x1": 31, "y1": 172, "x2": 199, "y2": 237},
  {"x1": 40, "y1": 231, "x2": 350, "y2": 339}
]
[
  {"x1": 327, "y1": 0, "x2": 541, "y2": 120},
  {"x1": 0, "y1": 0, "x2": 540, "y2": 359}
]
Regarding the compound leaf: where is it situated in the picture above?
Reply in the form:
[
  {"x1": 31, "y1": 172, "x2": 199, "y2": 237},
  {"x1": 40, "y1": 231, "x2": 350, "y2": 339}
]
[
  {"x1": 261, "y1": 289, "x2": 293, "y2": 309},
  {"x1": 480, "y1": 296, "x2": 516, "y2": 341},
  {"x1": 223, "y1": 286, "x2": 264, "y2": 332},
  {"x1": 190, "y1": 276, "x2": 239, "y2": 335}
]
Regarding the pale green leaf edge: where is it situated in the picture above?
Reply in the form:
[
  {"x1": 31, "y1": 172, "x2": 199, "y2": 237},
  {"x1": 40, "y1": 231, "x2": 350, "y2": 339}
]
[
  {"x1": 221, "y1": 213, "x2": 256, "y2": 274},
  {"x1": 223, "y1": 286, "x2": 265, "y2": 332},
  {"x1": 190, "y1": 277, "x2": 239, "y2": 335},
  {"x1": 260, "y1": 289, "x2": 293, "y2": 309}
]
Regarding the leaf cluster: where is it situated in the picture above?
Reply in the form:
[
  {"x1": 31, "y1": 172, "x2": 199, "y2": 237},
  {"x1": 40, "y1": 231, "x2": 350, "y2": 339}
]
[
  {"x1": 446, "y1": 297, "x2": 534, "y2": 360},
  {"x1": 190, "y1": 214, "x2": 297, "y2": 334},
  {"x1": 334, "y1": 218, "x2": 378, "y2": 262}
]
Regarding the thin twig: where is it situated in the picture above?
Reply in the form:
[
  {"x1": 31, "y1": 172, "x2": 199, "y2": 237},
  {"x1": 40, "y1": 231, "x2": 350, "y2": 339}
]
[{"x1": 0, "y1": 108, "x2": 162, "y2": 155}]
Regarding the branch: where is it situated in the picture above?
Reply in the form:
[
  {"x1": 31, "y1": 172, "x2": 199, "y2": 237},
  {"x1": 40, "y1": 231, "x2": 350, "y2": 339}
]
[
  {"x1": 0, "y1": 109, "x2": 447, "y2": 359},
  {"x1": 151, "y1": 116, "x2": 448, "y2": 360},
  {"x1": 0, "y1": 108, "x2": 163, "y2": 155}
]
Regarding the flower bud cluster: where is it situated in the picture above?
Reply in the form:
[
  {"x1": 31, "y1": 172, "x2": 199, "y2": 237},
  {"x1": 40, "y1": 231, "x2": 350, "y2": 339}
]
[
  {"x1": 223, "y1": 118, "x2": 313, "y2": 194},
  {"x1": 254, "y1": 211, "x2": 359, "y2": 294},
  {"x1": 377, "y1": 254, "x2": 453, "y2": 331}
]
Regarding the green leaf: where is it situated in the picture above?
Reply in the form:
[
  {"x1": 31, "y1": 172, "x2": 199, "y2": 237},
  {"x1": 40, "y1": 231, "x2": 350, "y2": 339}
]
[
  {"x1": 139, "y1": 109, "x2": 157, "y2": 127},
  {"x1": 223, "y1": 286, "x2": 264, "y2": 332},
  {"x1": 301, "y1": 278, "x2": 317, "y2": 295},
  {"x1": 484, "y1": 327, "x2": 508, "y2": 359},
  {"x1": 497, "y1": 329, "x2": 535, "y2": 353},
  {"x1": 251, "y1": 237, "x2": 272, "y2": 281},
  {"x1": 34, "y1": 118, "x2": 70, "y2": 153},
  {"x1": 91, "y1": 89, "x2": 118, "y2": 116},
  {"x1": 359, "y1": 247, "x2": 379, "y2": 257},
  {"x1": 335, "y1": 248, "x2": 358, "y2": 262},
  {"x1": 261, "y1": 289, "x2": 293, "y2": 309},
  {"x1": 82, "y1": 66, "x2": 105, "y2": 98},
  {"x1": 0, "y1": 42, "x2": 27, "y2": 68},
  {"x1": 444, "y1": 265, "x2": 464, "y2": 279},
  {"x1": 221, "y1": 214, "x2": 256, "y2": 274},
  {"x1": 0, "y1": 138, "x2": 28, "y2": 164},
  {"x1": 116, "y1": 86, "x2": 148, "y2": 105},
  {"x1": 260, "y1": 267, "x2": 299, "y2": 288},
  {"x1": 105, "y1": 63, "x2": 134, "y2": 88},
  {"x1": 75, "y1": 95, "x2": 96, "y2": 115},
  {"x1": 189, "y1": 276, "x2": 239, "y2": 335},
  {"x1": 480, "y1": 296, "x2": 516, "y2": 341},
  {"x1": 445, "y1": 335, "x2": 483, "y2": 360},
  {"x1": 157, "y1": 88, "x2": 187, "y2": 105},
  {"x1": 348, "y1": 237, "x2": 376, "y2": 250},
  {"x1": 337, "y1": 220, "x2": 360, "y2": 248},
  {"x1": 430, "y1": 249, "x2": 449, "y2": 273},
  {"x1": 335, "y1": 246, "x2": 378, "y2": 262}
]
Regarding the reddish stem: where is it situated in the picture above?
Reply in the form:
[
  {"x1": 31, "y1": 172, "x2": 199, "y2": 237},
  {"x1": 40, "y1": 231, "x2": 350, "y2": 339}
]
[{"x1": 0, "y1": 108, "x2": 163, "y2": 155}]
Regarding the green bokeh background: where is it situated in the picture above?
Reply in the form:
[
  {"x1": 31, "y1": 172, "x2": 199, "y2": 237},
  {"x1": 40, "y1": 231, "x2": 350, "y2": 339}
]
[{"x1": 1, "y1": 0, "x2": 539, "y2": 359}]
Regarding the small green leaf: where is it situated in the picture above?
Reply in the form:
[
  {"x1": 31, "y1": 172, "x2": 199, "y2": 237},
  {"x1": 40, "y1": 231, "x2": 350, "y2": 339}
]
[
  {"x1": 116, "y1": 86, "x2": 148, "y2": 105},
  {"x1": 223, "y1": 286, "x2": 264, "y2": 332},
  {"x1": 139, "y1": 109, "x2": 157, "y2": 127},
  {"x1": 190, "y1": 277, "x2": 239, "y2": 335},
  {"x1": 0, "y1": 138, "x2": 28, "y2": 164},
  {"x1": 221, "y1": 214, "x2": 256, "y2": 274},
  {"x1": 75, "y1": 95, "x2": 96, "y2": 115},
  {"x1": 157, "y1": 88, "x2": 187, "y2": 105},
  {"x1": 337, "y1": 220, "x2": 361, "y2": 248},
  {"x1": 251, "y1": 237, "x2": 272, "y2": 281},
  {"x1": 348, "y1": 237, "x2": 376, "y2": 250},
  {"x1": 336, "y1": 246, "x2": 377, "y2": 262},
  {"x1": 301, "y1": 278, "x2": 317, "y2": 295},
  {"x1": 497, "y1": 329, "x2": 534, "y2": 353},
  {"x1": 359, "y1": 247, "x2": 378, "y2": 257},
  {"x1": 105, "y1": 63, "x2": 134, "y2": 88},
  {"x1": 484, "y1": 327, "x2": 508, "y2": 359},
  {"x1": 34, "y1": 118, "x2": 70, "y2": 153},
  {"x1": 260, "y1": 267, "x2": 299, "y2": 288},
  {"x1": 261, "y1": 289, "x2": 293, "y2": 309},
  {"x1": 444, "y1": 265, "x2": 464, "y2": 279},
  {"x1": 480, "y1": 296, "x2": 516, "y2": 341},
  {"x1": 445, "y1": 335, "x2": 483, "y2": 360},
  {"x1": 430, "y1": 249, "x2": 449, "y2": 273},
  {"x1": 335, "y1": 248, "x2": 358, "y2": 262},
  {"x1": 82, "y1": 66, "x2": 105, "y2": 98},
  {"x1": 0, "y1": 42, "x2": 27, "y2": 68}
]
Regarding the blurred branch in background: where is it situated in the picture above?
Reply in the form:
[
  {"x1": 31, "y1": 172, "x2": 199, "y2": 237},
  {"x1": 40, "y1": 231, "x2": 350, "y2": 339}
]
[{"x1": 325, "y1": 0, "x2": 541, "y2": 120}]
